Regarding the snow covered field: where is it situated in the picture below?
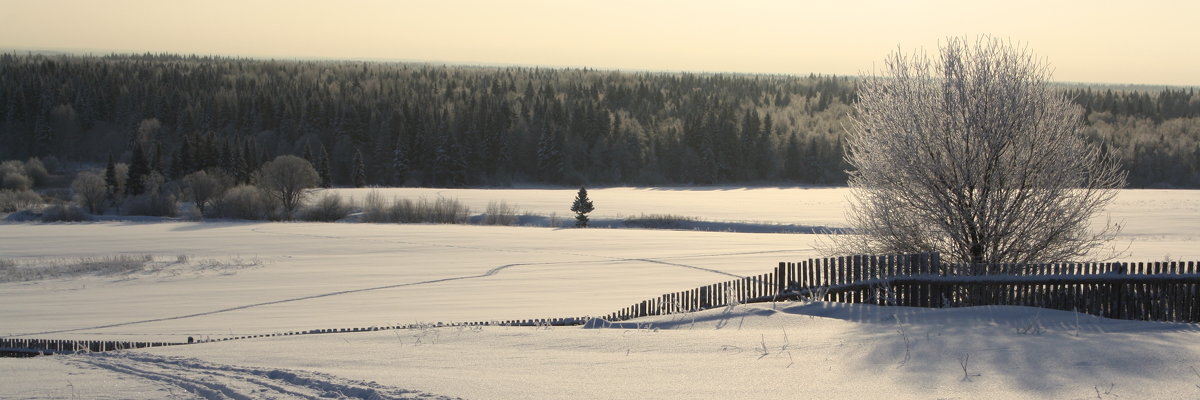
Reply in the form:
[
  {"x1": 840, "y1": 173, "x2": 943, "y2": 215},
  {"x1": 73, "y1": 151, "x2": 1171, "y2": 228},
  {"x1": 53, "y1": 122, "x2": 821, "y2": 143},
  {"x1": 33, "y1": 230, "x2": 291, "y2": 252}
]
[{"x1": 2, "y1": 187, "x2": 1199, "y2": 399}]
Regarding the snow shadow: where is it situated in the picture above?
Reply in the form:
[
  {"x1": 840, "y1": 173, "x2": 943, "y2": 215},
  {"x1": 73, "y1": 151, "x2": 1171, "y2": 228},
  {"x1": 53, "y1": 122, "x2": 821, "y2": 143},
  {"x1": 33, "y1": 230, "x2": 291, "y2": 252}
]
[
  {"x1": 791, "y1": 302, "x2": 1200, "y2": 393},
  {"x1": 585, "y1": 302, "x2": 1200, "y2": 394}
]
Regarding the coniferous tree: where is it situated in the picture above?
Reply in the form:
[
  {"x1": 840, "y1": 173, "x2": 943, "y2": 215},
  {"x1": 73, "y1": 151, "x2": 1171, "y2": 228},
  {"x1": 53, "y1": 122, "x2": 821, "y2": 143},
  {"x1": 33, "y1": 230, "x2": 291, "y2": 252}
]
[
  {"x1": 3, "y1": 53, "x2": 1198, "y2": 188},
  {"x1": 352, "y1": 149, "x2": 367, "y2": 188},
  {"x1": 783, "y1": 133, "x2": 803, "y2": 181},
  {"x1": 439, "y1": 135, "x2": 468, "y2": 187},
  {"x1": 244, "y1": 140, "x2": 259, "y2": 175},
  {"x1": 104, "y1": 154, "x2": 117, "y2": 195},
  {"x1": 152, "y1": 141, "x2": 165, "y2": 175},
  {"x1": 32, "y1": 113, "x2": 53, "y2": 157},
  {"x1": 316, "y1": 144, "x2": 332, "y2": 188},
  {"x1": 219, "y1": 140, "x2": 235, "y2": 176},
  {"x1": 126, "y1": 143, "x2": 150, "y2": 195},
  {"x1": 570, "y1": 185, "x2": 594, "y2": 228},
  {"x1": 392, "y1": 136, "x2": 408, "y2": 186},
  {"x1": 537, "y1": 126, "x2": 563, "y2": 182},
  {"x1": 172, "y1": 135, "x2": 193, "y2": 178},
  {"x1": 238, "y1": 146, "x2": 253, "y2": 184}
]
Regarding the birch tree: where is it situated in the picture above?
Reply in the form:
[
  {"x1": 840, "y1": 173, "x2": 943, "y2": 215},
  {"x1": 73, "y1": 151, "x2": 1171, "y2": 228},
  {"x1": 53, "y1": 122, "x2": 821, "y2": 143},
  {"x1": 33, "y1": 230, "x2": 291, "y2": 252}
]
[
  {"x1": 838, "y1": 37, "x2": 1126, "y2": 267},
  {"x1": 255, "y1": 155, "x2": 319, "y2": 220}
]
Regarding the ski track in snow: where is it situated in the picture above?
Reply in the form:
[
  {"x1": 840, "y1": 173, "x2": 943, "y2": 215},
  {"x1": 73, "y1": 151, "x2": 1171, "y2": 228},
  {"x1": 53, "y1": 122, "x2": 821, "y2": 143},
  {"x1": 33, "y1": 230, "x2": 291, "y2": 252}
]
[
  {"x1": 11, "y1": 226, "x2": 803, "y2": 337},
  {"x1": 69, "y1": 352, "x2": 456, "y2": 400},
  {"x1": 247, "y1": 225, "x2": 798, "y2": 278}
]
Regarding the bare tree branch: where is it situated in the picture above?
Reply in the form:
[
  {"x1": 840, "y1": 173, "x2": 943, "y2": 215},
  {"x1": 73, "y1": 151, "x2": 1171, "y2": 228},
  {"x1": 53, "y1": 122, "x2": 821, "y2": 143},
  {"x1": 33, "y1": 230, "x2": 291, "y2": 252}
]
[{"x1": 834, "y1": 37, "x2": 1126, "y2": 268}]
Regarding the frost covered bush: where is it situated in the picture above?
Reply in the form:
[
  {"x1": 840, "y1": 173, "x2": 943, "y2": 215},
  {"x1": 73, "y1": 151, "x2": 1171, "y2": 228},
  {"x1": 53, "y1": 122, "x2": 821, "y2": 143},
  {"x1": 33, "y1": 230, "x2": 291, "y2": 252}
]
[
  {"x1": 0, "y1": 254, "x2": 152, "y2": 282},
  {"x1": 359, "y1": 190, "x2": 469, "y2": 224},
  {"x1": 208, "y1": 185, "x2": 275, "y2": 220},
  {"x1": 121, "y1": 172, "x2": 178, "y2": 217},
  {"x1": 624, "y1": 214, "x2": 698, "y2": 229},
  {"x1": 0, "y1": 189, "x2": 42, "y2": 212},
  {"x1": 182, "y1": 170, "x2": 230, "y2": 217},
  {"x1": 483, "y1": 200, "x2": 519, "y2": 225},
  {"x1": 40, "y1": 203, "x2": 90, "y2": 222},
  {"x1": 0, "y1": 160, "x2": 31, "y2": 191},
  {"x1": 23, "y1": 158, "x2": 50, "y2": 187},
  {"x1": 0, "y1": 158, "x2": 50, "y2": 190},
  {"x1": 360, "y1": 190, "x2": 391, "y2": 223},
  {"x1": 1, "y1": 173, "x2": 31, "y2": 191},
  {"x1": 391, "y1": 197, "x2": 468, "y2": 224},
  {"x1": 72, "y1": 171, "x2": 109, "y2": 214},
  {"x1": 298, "y1": 191, "x2": 353, "y2": 222},
  {"x1": 39, "y1": 188, "x2": 73, "y2": 203}
]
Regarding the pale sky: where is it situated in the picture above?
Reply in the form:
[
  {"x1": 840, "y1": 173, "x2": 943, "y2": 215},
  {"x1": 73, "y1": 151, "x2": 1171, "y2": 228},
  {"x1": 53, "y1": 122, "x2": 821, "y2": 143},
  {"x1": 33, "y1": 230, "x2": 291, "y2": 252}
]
[{"x1": 3, "y1": 0, "x2": 1198, "y2": 86}]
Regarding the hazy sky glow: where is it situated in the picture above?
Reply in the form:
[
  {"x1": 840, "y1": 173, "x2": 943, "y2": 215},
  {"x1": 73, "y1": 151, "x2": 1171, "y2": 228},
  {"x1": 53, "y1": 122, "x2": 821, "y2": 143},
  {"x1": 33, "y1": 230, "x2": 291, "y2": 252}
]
[{"x1": 3, "y1": 0, "x2": 1198, "y2": 86}]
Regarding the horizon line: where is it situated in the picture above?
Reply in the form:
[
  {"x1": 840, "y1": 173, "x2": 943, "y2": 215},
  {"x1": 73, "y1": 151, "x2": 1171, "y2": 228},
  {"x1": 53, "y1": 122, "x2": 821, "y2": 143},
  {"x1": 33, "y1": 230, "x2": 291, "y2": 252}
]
[{"x1": 3, "y1": 45, "x2": 1197, "y2": 90}]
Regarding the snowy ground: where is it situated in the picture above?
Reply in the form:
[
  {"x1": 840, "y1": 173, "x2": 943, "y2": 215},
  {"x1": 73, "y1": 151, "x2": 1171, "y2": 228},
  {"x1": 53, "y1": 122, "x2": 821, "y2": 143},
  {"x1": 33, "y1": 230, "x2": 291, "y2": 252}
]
[
  {"x1": 6, "y1": 303, "x2": 1199, "y2": 399},
  {"x1": 2, "y1": 187, "x2": 1199, "y2": 399}
]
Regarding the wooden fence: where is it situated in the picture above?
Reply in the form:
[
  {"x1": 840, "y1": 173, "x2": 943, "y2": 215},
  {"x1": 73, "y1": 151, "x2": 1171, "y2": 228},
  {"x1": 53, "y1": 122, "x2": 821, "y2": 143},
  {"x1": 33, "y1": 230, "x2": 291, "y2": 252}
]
[
  {"x1": 6, "y1": 253, "x2": 1195, "y2": 357},
  {"x1": 0, "y1": 320, "x2": 592, "y2": 357},
  {"x1": 0, "y1": 338, "x2": 182, "y2": 357},
  {"x1": 600, "y1": 253, "x2": 1200, "y2": 323}
]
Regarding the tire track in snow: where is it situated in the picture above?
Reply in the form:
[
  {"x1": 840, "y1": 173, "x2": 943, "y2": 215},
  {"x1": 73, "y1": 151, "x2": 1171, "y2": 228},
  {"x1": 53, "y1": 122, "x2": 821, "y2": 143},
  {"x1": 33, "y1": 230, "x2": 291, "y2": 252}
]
[
  {"x1": 248, "y1": 226, "x2": 806, "y2": 278},
  {"x1": 12, "y1": 228, "x2": 802, "y2": 336},
  {"x1": 13, "y1": 260, "x2": 562, "y2": 337},
  {"x1": 69, "y1": 352, "x2": 456, "y2": 399}
]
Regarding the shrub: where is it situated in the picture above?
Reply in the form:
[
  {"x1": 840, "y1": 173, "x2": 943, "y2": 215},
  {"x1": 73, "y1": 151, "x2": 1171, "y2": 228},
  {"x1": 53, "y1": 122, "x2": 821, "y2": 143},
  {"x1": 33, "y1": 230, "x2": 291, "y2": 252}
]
[
  {"x1": 0, "y1": 168, "x2": 31, "y2": 191},
  {"x1": 39, "y1": 188, "x2": 73, "y2": 203},
  {"x1": 208, "y1": 185, "x2": 274, "y2": 220},
  {"x1": 182, "y1": 170, "x2": 228, "y2": 217},
  {"x1": 359, "y1": 190, "x2": 469, "y2": 224},
  {"x1": 361, "y1": 190, "x2": 391, "y2": 223},
  {"x1": 482, "y1": 200, "x2": 519, "y2": 225},
  {"x1": 624, "y1": 214, "x2": 699, "y2": 230},
  {"x1": 40, "y1": 204, "x2": 90, "y2": 222},
  {"x1": 0, "y1": 254, "x2": 151, "y2": 282},
  {"x1": 39, "y1": 155, "x2": 61, "y2": 175},
  {"x1": 391, "y1": 197, "x2": 469, "y2": 224},
  {"x1": 121, "y1": 192, "x2": 179, "y2": 217},
  {"x1": 298, "y1": 192, "x2": 353, "y2": 222},
  {"x1": 72, "y1": 172, "x2": 109, "y2": 214},
  {"x1": 23, "y1": 158, "x2": 50, "y2": 188},
  {"x1": 0, "y1": 189, "x2": 42, "y2": 212}
]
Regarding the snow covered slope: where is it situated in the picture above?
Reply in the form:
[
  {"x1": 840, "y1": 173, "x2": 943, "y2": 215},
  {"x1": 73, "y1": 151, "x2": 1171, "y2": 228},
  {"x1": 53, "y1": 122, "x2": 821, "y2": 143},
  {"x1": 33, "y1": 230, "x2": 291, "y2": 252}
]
[
  {"x1": 5, "y1": 302, "x2": 1197, "y2": 399},
  {"x1": 1, "y1": 187, "x2": 1198, "y2": 399}
]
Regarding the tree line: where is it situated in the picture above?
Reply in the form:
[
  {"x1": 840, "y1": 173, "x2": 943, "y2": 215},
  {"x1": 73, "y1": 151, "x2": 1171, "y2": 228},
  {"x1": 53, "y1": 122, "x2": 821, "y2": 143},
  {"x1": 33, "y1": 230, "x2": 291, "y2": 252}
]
[{"x1": 1, "y1": 52, "x2": 1198, "y2": 188}]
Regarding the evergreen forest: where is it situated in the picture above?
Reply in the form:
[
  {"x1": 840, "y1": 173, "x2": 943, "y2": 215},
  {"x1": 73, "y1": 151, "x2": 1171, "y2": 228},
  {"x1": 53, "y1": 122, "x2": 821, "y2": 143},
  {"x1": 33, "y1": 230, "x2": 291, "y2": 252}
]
[{"x1": 2, "y1": 53, "x2": 1199, "y2": 188}]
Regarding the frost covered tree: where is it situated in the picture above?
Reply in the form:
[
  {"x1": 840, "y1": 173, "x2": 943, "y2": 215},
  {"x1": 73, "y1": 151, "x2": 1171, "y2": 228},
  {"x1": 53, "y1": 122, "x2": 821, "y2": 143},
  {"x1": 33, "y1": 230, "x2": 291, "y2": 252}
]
[
  {"x1": 182, "y1": 170, "x2": 226, "y2": 217},
  {"x1": 838, "y1": 37, "x2": 1126, "y2": 266},
  {"x1": 570, "y1": 185, "x2": 594, "y2": 227},
  {"x1": 255, "y1": 155, "x2": 320, "y2": 220},
  {"x1": 71, "y1": 171, "x2": 108, "y2": 214}
]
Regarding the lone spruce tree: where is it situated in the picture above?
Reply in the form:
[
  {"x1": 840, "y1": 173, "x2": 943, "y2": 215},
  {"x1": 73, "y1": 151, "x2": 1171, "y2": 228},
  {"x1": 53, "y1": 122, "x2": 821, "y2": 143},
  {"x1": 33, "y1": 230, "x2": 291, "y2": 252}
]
[{"x1": 571, "y1": 185, "x2": 594, "y2": 228}]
